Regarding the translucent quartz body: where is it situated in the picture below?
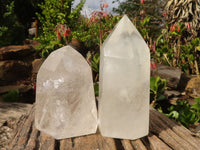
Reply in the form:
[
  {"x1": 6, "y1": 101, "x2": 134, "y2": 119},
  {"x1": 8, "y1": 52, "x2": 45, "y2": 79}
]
[
  {"x1": 99, "y1": 15, "x2": 150, "y2": 140},
  {"x1": 35, "y1": 46, "x2": 97, "y2": 139}
]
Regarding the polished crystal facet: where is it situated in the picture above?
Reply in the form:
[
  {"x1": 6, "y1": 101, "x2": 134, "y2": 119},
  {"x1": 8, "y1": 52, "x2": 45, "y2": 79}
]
[
  {"x1": 99, "y1": 15, "x2": 150, "y2": 140},
  {"x1": 35, "y1": 46, "x2": 98, "y2": 140}
]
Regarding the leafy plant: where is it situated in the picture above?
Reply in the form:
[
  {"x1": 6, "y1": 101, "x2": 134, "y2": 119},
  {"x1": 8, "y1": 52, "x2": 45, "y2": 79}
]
[
  {"x1": 0, "y1": 26, "x2": 8, "y2": 37},
  {"x1": 91, "y1": 53, "x2": 100, "y2": 73},
  {"x1": 0, "y1": 1, "x2": 25, "y2": 46},
  {"x1": 113, "y1": 0, "x2": 166, "y2": 39},
  {"x1": 156, "y1": 22, "x2": 200, "y2": 75},
  {"x1": 165, "y1": 0, "x2": 200, "y2": 37},
  {"x1": 166, "y1": 100, "x2": 200, "y2": 128},
  {"x1": 35, "y1": 0, "x2": 85, "y2": 57},
  {"x1": 180, "y1": 38, "x2": 200, "y2": 75},
  {"x1": 72, "y1": 3, "x2": 120, "y2": 83},
  {"x1": 136, "y1": 16, "x2": 151, "y2": 41},
  {"x1": 191, "y1": 97, "x2": 200, "y2": 119},
  {"x1": 150, "y1": 76, "x2": 167, "y2": 107},
  {"x1": 90, "y1": 52, "x2": 100, "y2": 82},
  {"x1": 72, "y1": 10, "x2": 120, "y2": 49},
  {"x1": 2, "y1": 90, "x2": 20, "y2": 102},
  {"x1": 94, "y1": 83, "x2": 99, "y2": 97}
]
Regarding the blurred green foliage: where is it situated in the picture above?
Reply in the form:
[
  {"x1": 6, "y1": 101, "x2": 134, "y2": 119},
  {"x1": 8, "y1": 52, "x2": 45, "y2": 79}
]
[
  {"x1": 165, "y1": 98, "x2": 200, "y2": 128},
  {"x1": 94, "y1": 83, "x2": 99, "y2": 97},
  {"x1": 0, "y1": 1, "x2": 25, "y2": 46},
  {"x1": 91, "y1": 53, "x2": 100, "y2": 73},
  {"x1": 0, "y1": 0, "x2": 43, "y2": 47},
  {"x1": 150, "y1": 76, "x2": 167, "y2": 106},
  {"x1": 2, "y1": 90, "x2": 20, "y2": 102},
  {"x1": 36, "y1": 0, "x2": 85, "y2": 58},
  {"x1": 113, "y1": 0, "x2": 167, "y2": 38},
  {"x1": 72, "y1": 15, "x2": 120, "y2": 49},
  {"x1": 157, "y1": 22, "x2": 200, "y2": 74}
]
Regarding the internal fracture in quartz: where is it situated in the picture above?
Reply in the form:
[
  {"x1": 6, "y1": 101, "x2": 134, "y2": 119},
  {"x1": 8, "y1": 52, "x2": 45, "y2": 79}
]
[
  {"x1": 35, "y1": 46, "x2": 98, "y2": 139},
  {"x1": 99, "y1": 15, "x2": 150, "y2": 140}
]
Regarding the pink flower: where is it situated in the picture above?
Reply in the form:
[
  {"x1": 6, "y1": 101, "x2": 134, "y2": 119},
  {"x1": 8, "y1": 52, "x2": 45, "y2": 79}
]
[
  {"x1": 108, "y1": 30, "x2": 112, "y2": 33},
  {"x1": 141, "y1": 0, "x2": 144, "y2": 4},
  {"x1": 149, "y1": 45, "x2": 153, "y2": 51},
  {"x1": 99, "y1": 12, "x2": 104, "y2": 16},
  {"x1": 34, "y1": 84, "x2": 36, "y2": 91},
  {"x1": 150, "y1": 62, "x2": 157, "y2": 71},
  {"x1": 63, "y1": 28, "x2": 71, "y2": 37},
  {"x1": 89, "y1": 17, "x2": 94, "y2": 22},
  {"x1": 177, "y1": 26, "x2": 180, "y2": 32},
  {"x1": 103, "y1": 12, "x2": 108, "y2": 17},
  {"x1": 152, "y1": 62, "x2": 156, "y2": 69},
  {"x1": 170, "y1": 25, "x2": 175, "y2": 32},
  {"x1": 61, "y1": 25, "x2": 64, "y2": 30},
  {"x1": 56, "y1": 31, "x2": 61, "y2": 40},
  {"x1": 89, "y1": 10, "x2": 109, "y2": 22},
  {"x1": 187, "y1": 24, "x2": 190, "y2": 29},
  {"x1": 162, "y1": 12, "x2": 166, "y2": 16},
  {"x1": 103, "y1": 3, "x2": 108, "y2": 8},
  {"x1": 86, "y1": 58, "x2": 91, "y2": 65}
]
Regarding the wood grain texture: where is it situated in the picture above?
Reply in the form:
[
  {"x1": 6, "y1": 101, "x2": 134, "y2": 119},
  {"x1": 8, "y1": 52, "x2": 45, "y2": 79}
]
[{"x1": 8, "y1": 105, "x2": 200, "y2": 150}]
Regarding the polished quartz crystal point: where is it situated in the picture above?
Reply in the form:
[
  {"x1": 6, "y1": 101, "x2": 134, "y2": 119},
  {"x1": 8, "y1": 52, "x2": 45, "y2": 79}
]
[
  {"x1": 35, "y1": 46, "x2": 98, "y2": 140},
  {"x1": 99, "y1": 15, "x2": 150, "y2": 140}
]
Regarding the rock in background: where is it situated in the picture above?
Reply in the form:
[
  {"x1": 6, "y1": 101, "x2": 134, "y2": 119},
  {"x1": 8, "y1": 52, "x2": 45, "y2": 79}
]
[
  {"x1": 0, "y1": 40, "x2": 41, "y2": 103},
  {"x1": 31, "y1": 58, "x2": 45, "y2": 84},
  {"x1": 0, "y1": 45, "x2": 34, "y2": 61},
  {"x1": 156, "y1": 64, "x2": 182, "y2": 90},
  {"x1": 0, "y1": 60, "x2": 31, "y2": 86},
  {"x1": 185, "y1": 76, "x2": 200, "y2": 98}
]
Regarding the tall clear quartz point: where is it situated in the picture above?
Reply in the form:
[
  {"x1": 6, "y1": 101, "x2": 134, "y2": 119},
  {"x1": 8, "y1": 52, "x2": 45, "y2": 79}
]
[
  {"x1": 35, "y1": 46, "x2": 98, "y2": 139},
  {"x1": 99, "y1": 15, "x2": 150, "y2": 140}
]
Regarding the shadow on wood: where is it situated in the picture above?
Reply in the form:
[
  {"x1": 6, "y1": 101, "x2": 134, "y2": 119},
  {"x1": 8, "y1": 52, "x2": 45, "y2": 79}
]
[{"x1": 8, "y1": 105, "x2": 200, "y2": 150}]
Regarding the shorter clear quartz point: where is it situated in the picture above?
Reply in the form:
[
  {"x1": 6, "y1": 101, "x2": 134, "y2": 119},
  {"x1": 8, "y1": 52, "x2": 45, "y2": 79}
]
[{"x1": 35, "y1": 46, "x2": 98, "y2": 139}]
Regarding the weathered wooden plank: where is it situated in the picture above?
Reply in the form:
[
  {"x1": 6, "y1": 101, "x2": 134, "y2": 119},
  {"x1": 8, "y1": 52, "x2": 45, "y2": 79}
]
[
  {"x1": 121, "y1": 139, "x2": 134, "y2": 150},
  {"x1": 150, "y1": 120, "x2": 184, "y2": 150},
  {"x1": 131, "y1": 139, "x2": 147, "y2": 150},
  {"x1": 59, "y1": 138, "x2": 73, "y2": 150},
  {"x1": 59, "y1": 133, "x2": 117, "y2": 150},
  {"x1": 8, "y1": 115, "x2": 27, "y2": 148},
  {"x1": 73, "y1": 133, "x2": 117, "y2": 150},
  {"x1": 8, "y1": 106, "x2": 34, "y2": 150},
  {"x1": 38, "y1": 132, "x2": 55, "y2": 150},
  {"x1": 25, "y1": 125, "x2": 39, "y2": 150},
  {"x1": 8, "y1": 105, "x2": 200, "y2": 150},
  {"x1": 150, "y1": 107, "x2": 199, "y2": 150},
  {"x1": 150, "y1": 107, "x2": 200, "y2": 149},
  {"x1": 150, "y1": 107, "x2": 200, "y2": 148},
  {"x1": 17, "y1": 109, "x2": 34, "y2": 148},
  {"x1": 147, "y1": 133, "x2": 172, "y2": 150}
]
